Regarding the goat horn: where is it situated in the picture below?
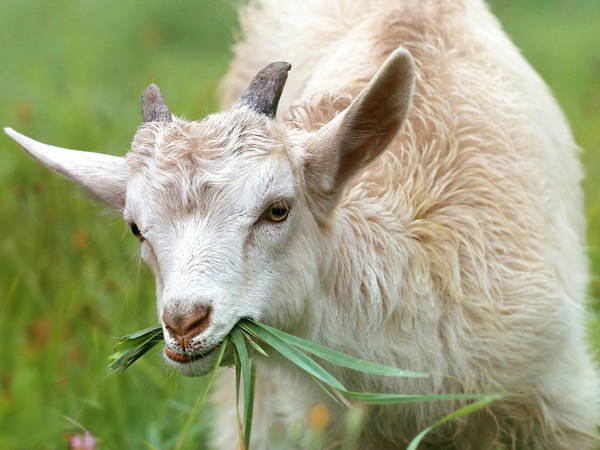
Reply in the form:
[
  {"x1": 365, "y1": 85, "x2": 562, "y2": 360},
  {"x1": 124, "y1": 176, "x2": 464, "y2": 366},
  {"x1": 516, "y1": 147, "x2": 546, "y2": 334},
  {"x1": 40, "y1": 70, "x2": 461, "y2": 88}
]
[
  {"x1": 237, "y1": 62, "x2": 291, "y2": 118},
  {"x1": 141, "y1": 84, "x2": 172, "y2": 123}
]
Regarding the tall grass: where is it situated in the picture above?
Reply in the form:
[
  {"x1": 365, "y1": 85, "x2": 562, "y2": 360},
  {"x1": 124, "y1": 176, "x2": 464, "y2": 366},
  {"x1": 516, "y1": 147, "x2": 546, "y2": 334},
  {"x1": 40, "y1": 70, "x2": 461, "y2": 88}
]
[{"x1": 0, "y1": 1, "x2": 598, "y2": 448}]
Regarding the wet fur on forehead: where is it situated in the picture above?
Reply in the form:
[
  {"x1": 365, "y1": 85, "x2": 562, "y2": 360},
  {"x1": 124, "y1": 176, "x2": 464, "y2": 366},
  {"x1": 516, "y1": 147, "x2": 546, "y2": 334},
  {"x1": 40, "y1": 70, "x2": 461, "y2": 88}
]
[{"x1": 127, "y1": 107, "x2": 295, "y2": 212}]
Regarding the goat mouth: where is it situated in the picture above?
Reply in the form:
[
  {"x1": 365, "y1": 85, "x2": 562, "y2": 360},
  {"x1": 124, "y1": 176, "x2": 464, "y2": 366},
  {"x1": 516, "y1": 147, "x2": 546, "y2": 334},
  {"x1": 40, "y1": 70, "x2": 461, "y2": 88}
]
[{"x1": 164, "y1": 345, "x2": 214, "y2": 363}]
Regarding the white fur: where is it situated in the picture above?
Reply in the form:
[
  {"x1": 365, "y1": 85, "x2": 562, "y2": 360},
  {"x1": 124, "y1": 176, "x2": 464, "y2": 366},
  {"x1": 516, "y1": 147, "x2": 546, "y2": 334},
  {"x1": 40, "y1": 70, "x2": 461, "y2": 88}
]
[{"x1": 5, "y1": 0, "x2": 599, "y2": 448}]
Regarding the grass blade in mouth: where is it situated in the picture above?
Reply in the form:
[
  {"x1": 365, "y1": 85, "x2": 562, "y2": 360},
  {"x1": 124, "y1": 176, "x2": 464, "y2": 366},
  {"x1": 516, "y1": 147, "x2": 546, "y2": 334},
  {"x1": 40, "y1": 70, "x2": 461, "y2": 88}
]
[
  {"x1": 242, "y1": 330, "x2": 269, "y2": 357},
  {"x1": 246, "y1": 320, "x2": 428, "y2": 379},
  {"x1": 108, "y1": 320, "x2": 505, "y2": 449},
  {"x1": 118, "y1": 324, "x2": 163, "y2": 341},
  {"x1": 233, "y1": 348, "x2": 244, "y2": 446},
  {"x1": 107, "y1": 325, "x2": 163, "y2": 373},
  {"x1": 342, "y1": 391, "x2": 499, "y2": 405},
  {"x1": 231, "y1": 327, "x2": 256, "y2": 448},
  {"x1": 240, "y1": 320, "x2": 504, "y2": 404},
  {"x1": 239, "y1": 321, "x2": 346, "y2": 391}
]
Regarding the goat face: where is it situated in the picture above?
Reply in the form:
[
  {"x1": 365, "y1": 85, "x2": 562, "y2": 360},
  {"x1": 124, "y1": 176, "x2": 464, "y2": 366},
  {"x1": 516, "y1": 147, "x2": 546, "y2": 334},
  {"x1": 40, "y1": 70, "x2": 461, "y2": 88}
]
[
  {"x1": 125, "y1": 108, "x2": 320, "y2": 375},
  {"x1": 4, "y1": 48, "x2": 415, "y2": 376}
]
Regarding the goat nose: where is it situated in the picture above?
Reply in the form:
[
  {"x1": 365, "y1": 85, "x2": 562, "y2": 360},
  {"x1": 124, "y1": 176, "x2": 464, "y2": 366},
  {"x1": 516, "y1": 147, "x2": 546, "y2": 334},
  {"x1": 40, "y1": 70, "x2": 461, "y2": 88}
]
[{"x1": 163, "y1": 304, "x2": 212, "y2": 348}]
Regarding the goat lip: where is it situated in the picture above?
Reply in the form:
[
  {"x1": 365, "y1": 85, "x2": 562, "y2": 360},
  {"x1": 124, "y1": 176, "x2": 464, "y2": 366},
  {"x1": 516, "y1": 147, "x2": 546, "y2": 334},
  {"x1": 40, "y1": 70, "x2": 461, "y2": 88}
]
[{"x1": 164, "y1": 345, "x2": 211, "y2": 363}]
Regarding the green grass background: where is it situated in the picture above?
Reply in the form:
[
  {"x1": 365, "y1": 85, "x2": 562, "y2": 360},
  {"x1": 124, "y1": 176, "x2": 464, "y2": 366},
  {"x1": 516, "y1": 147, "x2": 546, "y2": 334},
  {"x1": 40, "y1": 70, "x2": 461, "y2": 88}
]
[{"x1": 0, "y1": 1, "x2": 598, "y2": 448}]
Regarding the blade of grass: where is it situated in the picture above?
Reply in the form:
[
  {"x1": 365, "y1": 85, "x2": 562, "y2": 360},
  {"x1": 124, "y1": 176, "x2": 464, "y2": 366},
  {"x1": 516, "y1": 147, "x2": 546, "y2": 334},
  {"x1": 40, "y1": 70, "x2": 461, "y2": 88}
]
[
  {"x1": 117, "y1": 324, "x2": 163, "y2": 341},
  {"x1": 307, "y1": 374, "x2": 348, "y2": 407},
  {"x1": 108, "y1": 335, "x2": 162, "y2": 362},
  {"x1": 240, "y1": 322, "x2": 346, "y2": 391},
  {"x1": 242, "y1": 329, "x2": 269, "y2": 357},
  {"x1": 174, "y1": 339, "x2": 228, "y2": 450},
  {"x1": 233, "y1": 349, "x2": 245, "y2": 450},
  {"x1": 343, "y1": 392, "x2": 499, "y2": 405},
  {"x1": 242, "y1": 333, "x2": 350, "y2": 409},
  {"x1": 108, "y1": 327, "x2": 162, "y2": 353},
  {"x1": 231, "y1": 327, "x2": 255, "y2": 448},
  {"x1": 245, "y1": 363, "x2": 256, "y2": 446},
  {"x1": 108, "y1": 331, "x2": 164, "y2": 372},
  {"x1": 110, "y1": 331, "x2": 163, "y2": 356},
  {"x1": 242, "y1": 322, "x2": 502, "y2": 407},
  {"x1": 406, "y1": 394, "x2": 504, "y2": 450},
  {"x1": 234, "y1": 348, "x2": 241, "y2": 406},
  {"x1": 109, "y1": 322, "x2": 505, "y2": 449},
  {"x1": 246, "y1": 320, "x2": 427, "y2": 378}
]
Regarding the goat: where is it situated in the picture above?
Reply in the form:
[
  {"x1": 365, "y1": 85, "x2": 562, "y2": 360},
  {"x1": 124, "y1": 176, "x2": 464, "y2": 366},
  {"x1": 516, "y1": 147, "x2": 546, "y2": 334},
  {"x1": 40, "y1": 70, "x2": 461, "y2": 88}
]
[{"x1": 5, "y1": 0, "x2": 599, "y2": 448}]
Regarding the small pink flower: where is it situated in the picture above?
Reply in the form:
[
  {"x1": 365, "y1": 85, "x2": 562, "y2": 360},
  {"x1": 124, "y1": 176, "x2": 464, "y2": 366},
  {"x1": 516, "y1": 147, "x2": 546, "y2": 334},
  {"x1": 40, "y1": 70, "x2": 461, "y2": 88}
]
[{"x1": 69, "y1": 431, "x2": 98, "y2": 450}]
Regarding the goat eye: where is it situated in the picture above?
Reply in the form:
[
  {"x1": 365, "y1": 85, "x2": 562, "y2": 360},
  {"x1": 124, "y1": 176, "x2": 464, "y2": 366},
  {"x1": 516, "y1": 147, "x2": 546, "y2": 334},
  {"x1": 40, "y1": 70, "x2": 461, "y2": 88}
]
[
  {"x1": 129, "y1": 222, "x2": 144, "y2": 241},
  {"x1": 266, "y1": 201, "x2": 290, "y2": 223}
]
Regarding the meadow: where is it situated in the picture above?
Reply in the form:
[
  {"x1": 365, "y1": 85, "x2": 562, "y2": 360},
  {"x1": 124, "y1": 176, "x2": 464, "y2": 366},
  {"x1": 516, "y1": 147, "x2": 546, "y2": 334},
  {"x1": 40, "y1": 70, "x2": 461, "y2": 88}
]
[{"x1": 0, "y1": 1, "x2": 598, "y2": 448}]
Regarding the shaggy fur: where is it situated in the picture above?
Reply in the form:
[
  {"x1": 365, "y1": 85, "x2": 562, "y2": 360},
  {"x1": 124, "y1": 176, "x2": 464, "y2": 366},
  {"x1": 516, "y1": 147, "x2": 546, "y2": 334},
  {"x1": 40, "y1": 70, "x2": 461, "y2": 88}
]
[
  {"x1": 6, "y1": 0, "x2": 599, "y2": 448},
  {"x1": 214, "y1": 0, "x2": 599, "y2": 448}
]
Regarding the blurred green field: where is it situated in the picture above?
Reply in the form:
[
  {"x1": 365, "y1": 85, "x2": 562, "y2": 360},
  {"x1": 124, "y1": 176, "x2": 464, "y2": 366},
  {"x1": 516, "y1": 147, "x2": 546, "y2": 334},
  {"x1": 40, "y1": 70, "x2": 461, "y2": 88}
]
[{"x1": 0, "y1": 1, "x2": 598, "y2": 448}]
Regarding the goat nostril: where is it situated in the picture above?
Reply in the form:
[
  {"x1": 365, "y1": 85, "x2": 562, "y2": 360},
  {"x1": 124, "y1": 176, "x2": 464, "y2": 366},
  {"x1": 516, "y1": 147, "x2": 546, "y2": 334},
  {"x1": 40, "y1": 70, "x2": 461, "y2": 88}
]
[
  {"x1": 162, "y1": 315, "x2": 179, "y2": 335},
  {"x1": 163, "y1": 305, "x2": 212, "y2": 342},
  {"x1": 181, "y1": 306, "x2": 211, "y2": 337},
  {"x1": 184, "y1": 317, "x2": 205, "y2": 335}
]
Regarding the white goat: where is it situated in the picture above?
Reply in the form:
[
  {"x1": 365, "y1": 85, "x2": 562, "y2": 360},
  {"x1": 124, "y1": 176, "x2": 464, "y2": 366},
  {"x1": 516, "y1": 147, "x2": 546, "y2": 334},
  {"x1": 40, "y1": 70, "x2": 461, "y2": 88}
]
[{"x1": 5, "y1": 0, "x2": 599, "y2": 448}]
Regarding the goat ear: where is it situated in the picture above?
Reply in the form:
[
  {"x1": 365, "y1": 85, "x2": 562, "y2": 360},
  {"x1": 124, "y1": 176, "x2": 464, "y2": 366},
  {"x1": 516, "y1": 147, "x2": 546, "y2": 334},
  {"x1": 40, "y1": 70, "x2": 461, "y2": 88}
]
[
  {"x1": 305, "y1": 48, "x2": 415, "y2": 215},
  {"x1": 4, "y1": 127, "x2": 127, "y2": 210}
]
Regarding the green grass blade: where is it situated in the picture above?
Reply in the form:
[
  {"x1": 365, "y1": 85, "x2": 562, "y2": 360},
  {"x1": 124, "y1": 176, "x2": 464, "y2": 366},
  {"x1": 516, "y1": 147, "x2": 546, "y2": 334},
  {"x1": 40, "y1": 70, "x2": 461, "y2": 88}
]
[
  {"x1": 109, "y1": 338, "x2": 162, "y2": 372},
  {"x1": 245, "y1": 362, "x2": 256, "y2": 446},
  {"x1": 242, "y1": 330, "x2": 269, "y2": 357},
  {"x1": 117, "y1": 325, "x2": 163, "y2": 341},
  {"x1": 233, "y1": 347, "x2": 245, "y2": 447},
  {"x1": 108, "y1": 321, "x2": 505, "y2": 450},
  {"x1": 174, "y1": 338, "x2": 229, "y2": 450},
  {"x1": 247, "y1": 320, "x2": 427, "y2": 378},
  {"x1": 231, "y1": 328, "x2": 250, "y2": 369},
  {"x1": 112, "y1": 327, "x2": 163, "y2": 353},
  {"x1": 107, "y1": 328, "x2": 164, "y2": 373},
  {"x1": 231, "y1": 327, "x2": 254, "y2": 448},
  {"x1": 240, "y1": 322, "x2": 347, "y2": 391},
  {"x1": 407, "y1": 394, "x2": 504, "y2": 450},
  {"x1": 343, "y1": 392, "x2": 498, "y2": 405},
  {"x1": 234, "y1": 347, "x2": 241, "y2": 406},
  {"x1": 308, "y1": 374, "x2": 346, "y2": 406}
]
